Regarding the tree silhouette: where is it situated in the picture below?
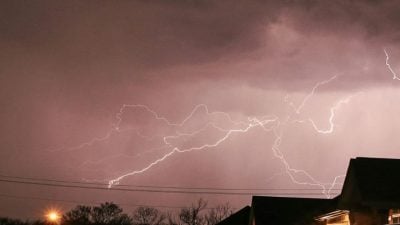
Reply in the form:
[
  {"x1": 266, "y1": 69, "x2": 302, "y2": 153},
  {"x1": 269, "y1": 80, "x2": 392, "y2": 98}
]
[
  {"x1": 62, "y1": 202, "x2": 131, "y2": 225},
  {"x1": 132, "y1": 207, "x2": 166, "y2": 225},
  {"x1": 0, "y1": 217, "x2": 28, "y2": 225},
  {"x1": 204, "y1": 203, "x2": 232, "y2": 225},
  {"x1": 0, "y1": 200, "x2": 232, "y2": 225},
  {"x1": 0, "y1": 217, "x2": 45, "y2": 225},
  {"x1": 92, "y1": 202, "x2": 132, "y2": 225},
  {"x1": 179, "y1": 199, "x2": 207, "y2": 225},
  {"x1": 62, "y1": 205, "x2": 92, "y2": 225}
]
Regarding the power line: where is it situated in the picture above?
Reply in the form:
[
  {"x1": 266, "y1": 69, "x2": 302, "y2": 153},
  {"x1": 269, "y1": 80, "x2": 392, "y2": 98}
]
[
  {"x1": 0, "y1": 178, "x2": 340, "y2": 196},
  {"x1": 0, "y1": 193, "x2": 197, "y2": 210},
  {"x1": 0, "y1": 174, "x2": 342, "y2": 191}
]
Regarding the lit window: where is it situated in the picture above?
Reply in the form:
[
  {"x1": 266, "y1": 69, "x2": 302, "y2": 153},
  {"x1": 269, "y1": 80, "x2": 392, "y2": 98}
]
[
  {"x1": 389, "y1": 209, "x2": 400, "y2": 224},
  {"x1": 315, "y1": 210, "x2": 350, "y2": 225}
]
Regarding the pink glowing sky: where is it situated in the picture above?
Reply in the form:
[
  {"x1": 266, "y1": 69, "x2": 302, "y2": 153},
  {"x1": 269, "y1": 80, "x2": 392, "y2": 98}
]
[{"x1": 1, "y1": 0, "x2": 400, "y2": 219}]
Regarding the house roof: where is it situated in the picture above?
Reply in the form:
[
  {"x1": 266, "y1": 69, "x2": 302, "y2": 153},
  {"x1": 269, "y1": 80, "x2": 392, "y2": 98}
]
[
  {"x1": 219, "y1": 157, "x2": 400, "y2": 225},
  {"x1": 251, "y1": 196, "x2": 337, "y2": 225},
  {"x1": 340, "y1": 157, "x2": 400, "y2": 209},
  {"x1": 216, "y1": 206, "x2": 251, "y2": 225}
]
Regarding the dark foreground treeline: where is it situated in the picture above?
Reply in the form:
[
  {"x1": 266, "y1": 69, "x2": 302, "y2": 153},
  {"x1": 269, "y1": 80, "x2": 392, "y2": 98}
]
[{"x1": 0, "y1": 199, "x2": 232, "y2": 225}]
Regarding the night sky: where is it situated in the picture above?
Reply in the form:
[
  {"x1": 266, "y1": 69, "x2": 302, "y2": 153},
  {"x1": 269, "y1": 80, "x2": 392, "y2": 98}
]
[{"x1": 1, "y1": 0, "x2": 400, "y2": 219}]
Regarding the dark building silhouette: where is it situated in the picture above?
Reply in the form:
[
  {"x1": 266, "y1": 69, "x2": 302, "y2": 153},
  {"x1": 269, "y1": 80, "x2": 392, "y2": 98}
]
[
  {"x1": 251, "y1": 196, "x2": 338, "y2": 225},
  {"x1": 217, "y1": 157, "x2": 400, "y2": 225},
  {"x1": 217, "y1": 206, "x2": 251, "y2": 225},
  {"x1": 338, "y1": 157, "x2": 400, "y2": 225}
]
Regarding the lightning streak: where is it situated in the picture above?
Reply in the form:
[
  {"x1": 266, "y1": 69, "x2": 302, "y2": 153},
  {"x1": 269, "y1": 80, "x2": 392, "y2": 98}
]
[
  {"x1": 105, "y1": 76, "x2": 358, "y2": 198},
  {"x1": 115, "y1": 103, "x2": 247, "y2": 129},
  {"x1": 309, "y1": 94, "x2": 359, "y2": 134},
  {"x1": 49, "y1": 74, "x2": 358, "y2": 198},
  {"x1": 267, "y1": 78, "x2": 362, "y2": 197},
  {"x1": 47, "y1": 129, "x2": 118, "y2": 153},
  {"x1": 269, "y1": 116, "x2": 344, "y2": 198},
  {"x1": 294, "y1": 75, "x2": 338, "y2": 114},
  {"x1": 108, "y1": 119, "x2": 277, "y2": 187},
  {"x1": 47, "y1": 103, "x2": 247, "y2": 153},
  {"x1": 384, "y1": 48, "x2": 400, "y2": 80}
]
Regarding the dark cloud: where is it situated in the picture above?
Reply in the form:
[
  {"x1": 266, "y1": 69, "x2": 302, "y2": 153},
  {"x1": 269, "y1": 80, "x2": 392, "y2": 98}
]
[
  {"x1": 0, "y1": 1, "x2": 274, "y2": 68},
  {"x1": 1, "y1": 0, "x2": 399, "y2": 88},
  {"x1": 286, "y1": 0, "x2": 400, "y2": 39},
  {"x1": 2, "y1": 0, "x2": 400, "y2": 219}
]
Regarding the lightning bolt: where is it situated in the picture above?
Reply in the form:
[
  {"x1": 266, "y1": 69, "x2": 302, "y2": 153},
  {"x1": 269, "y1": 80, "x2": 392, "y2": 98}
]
[
  {"x1": 47, "y1": 103, "x2": 247, "y2": 153},
  {"x1": 308, "y1": 93, "x2": 361, "y2": 134},
  {"x1": 25, "y1": 45, "x2": 400, "y2": 204},
  {"x1": 268, "y1": 110, "x2": 346, "y2": 198},
  {"x1": 273, "y1": 77, "x2": 363, "y2": 197},
  {"x1": 115, "y1": 103, "x2": 247, "y2": 129},
  {"x1": 384, "y1": 48, "x2": 400, "y2": 80},
  {"x1": 103, "y1": 76, "x2": 357, "y2": 199},
  {"x1": 46, "y1": 129, "x2": 119, "y2": 153},
  {"x1": 294, "y1": 75, "x2": 338, "y2": 114},
  {"x1": 269, "y1": 76, "x2": 357, "y2": 197},
  {"x1": 108, "y1": 119, "x2": 278, "y2": 187},
  {"x1": 46, "y1": 74, "x2": 357, "y2": 198}
]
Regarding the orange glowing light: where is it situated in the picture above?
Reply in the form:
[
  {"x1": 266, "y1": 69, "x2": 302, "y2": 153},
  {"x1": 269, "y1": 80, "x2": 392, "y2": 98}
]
[{"x1": 46, "y1": 210, "x2": 61, "y2": 223}]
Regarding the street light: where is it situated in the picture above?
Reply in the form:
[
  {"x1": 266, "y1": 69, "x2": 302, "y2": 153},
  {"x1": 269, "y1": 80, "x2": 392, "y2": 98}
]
[{"x1": 45, "y1": 210, "x2": 61, "y2": 224}]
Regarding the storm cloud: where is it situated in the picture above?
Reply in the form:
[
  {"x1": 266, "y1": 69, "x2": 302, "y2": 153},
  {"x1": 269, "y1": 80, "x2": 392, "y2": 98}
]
[{"x1": 1, "y1": 0, "x2": 400, "y2": 219}]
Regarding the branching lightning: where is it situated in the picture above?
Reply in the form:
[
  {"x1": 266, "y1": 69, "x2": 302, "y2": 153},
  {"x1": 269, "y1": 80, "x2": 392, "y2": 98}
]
[
  {"x1": 269, "y1": 94, "x2": 351, "y2": 197},
  {"x1": 47, "y1": 129, "x2": 119, "y2": 153},
  {"x1": 108, "y1": 121, "x2": 271, "y2": 187},
  {"x1": 103, "y1": 75, "x2": 356, "y2": 197},
  {"x1": 48, "y1": 73, "x2": 362, "y2": 198}
]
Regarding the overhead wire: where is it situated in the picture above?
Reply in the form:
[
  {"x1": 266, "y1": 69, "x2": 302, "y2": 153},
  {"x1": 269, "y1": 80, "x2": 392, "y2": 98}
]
[
  {"x1": 0, "y1": 174, "x2": 342, "y2": 192},
  {"x1": 0, "y1": 178, "x2": 340, "y2": 196}
]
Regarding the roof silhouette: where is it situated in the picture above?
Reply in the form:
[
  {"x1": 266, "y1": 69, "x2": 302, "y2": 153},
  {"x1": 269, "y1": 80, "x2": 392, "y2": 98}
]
[
  {"x1": 340, "y1": 157, "x2": 400, "y2": 209},
  {"x1": 251, "y1": 196, "x2": 337, "y2": 225},
  {"x1": 216, "y1": 206, "x2": 251, "y2": 225}
]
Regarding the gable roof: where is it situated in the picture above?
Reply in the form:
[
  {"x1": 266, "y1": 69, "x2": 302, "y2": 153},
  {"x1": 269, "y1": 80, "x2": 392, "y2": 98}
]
[
  {"x1": 339, "y1": 157, "x2": 400, "y2": 209},
  {"x1": 216, "y1": 206, "x2": 251, "y2": 225},
  {"x1": 251, "y1": 196, "x2": 337, "y2": 225}
]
